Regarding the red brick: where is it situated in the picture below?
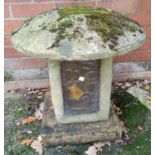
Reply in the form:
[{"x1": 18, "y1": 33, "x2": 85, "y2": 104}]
[
  {"x1": 11, "y1": 3, "x2": 55, "y2": 17},
  {"x1": 55, "y1": 1, "x2": 72, "y2": 8},
  {"x1": 33, "y1": 0, "x2": 53, "y2": 2},
  {"x1": 4, "y1": 35, "x2": 12, "y2": 46},
  {"x1": 5, "y1": 47, "x2": 25, "y2": 58},
  {"x1": 128, "y1": 13, "x2": 151, "y2": 26},
  {"x1": 113, "y1": 50, "x2": 151, "y2": 62},
  {"x1": 138, "y1": 0, "x2": 151, "y2": 12},
  {"x1": 5, "y1": 0, "x2": 31, "y2": 3},
  {"x1": 5, "y1": 4, "x2": 10, "y2": 18},
  {"x1": 69, "y1": 1, "x2": 96, "y2": 7},
  {"x1": 97, "y1": 1, "x2": 113, "y2": 11},
  {"x1": 4, "y1": 20, "x2": 24, "y2": 33},
  {"x1": 5, "y1": 57, "x2": 48, "y2": 69},
  {"x1": 138, "y1": 38, "x2": 151, "y2": 50},
  {"x1": 55, "y1": 1, "x2": 96, "y2": 8},
  {"x1": 144, "y1": 26, "x2": 151, "y2": 38},
  {"x1": 97, "y1": 0, "x2": 139, "y2": 14}
]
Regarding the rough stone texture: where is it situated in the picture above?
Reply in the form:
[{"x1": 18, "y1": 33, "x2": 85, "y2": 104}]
[
  {"x1": 127, "y1": 87, "x2": 151, "y2": 109},
  {"x1": 11, "y1": 7, "x2": 146, "y2": 61},
  {"x1": 41, "y1": 92, "x2": 124, "y2": 146}
]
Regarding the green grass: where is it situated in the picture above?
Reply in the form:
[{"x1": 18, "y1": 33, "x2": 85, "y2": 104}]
[
  {"x1": 112, "y1": 92, "x2": 151, "y2": 155},
  {"x1": 4, "y1": 94, "x2": 40, "y2": 155},
  {"x1": 4, "y1": 91, "x2": 150, "y2": 155}
]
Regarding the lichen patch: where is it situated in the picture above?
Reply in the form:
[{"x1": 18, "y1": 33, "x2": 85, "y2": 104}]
[{"x1": 11, "y1": 6, "x2": 146, "y2": 60}]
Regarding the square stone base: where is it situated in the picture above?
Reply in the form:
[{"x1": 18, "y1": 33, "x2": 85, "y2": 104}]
[{"x1": 41, "y1": 92, "x2": 124, "y2": 146}]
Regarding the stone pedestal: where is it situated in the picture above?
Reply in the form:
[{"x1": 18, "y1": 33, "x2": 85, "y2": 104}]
[
  {"x1": 11, "y1": 6, "x2": 146, "y2": 146},
  {"x1": 41, "y1": 92, "x2": 123, "y2": 146}
]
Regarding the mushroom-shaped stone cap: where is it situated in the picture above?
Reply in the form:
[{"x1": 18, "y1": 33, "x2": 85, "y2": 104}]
[{"x1": 12, "y1": 7, "x2": 146, "y2": 61}]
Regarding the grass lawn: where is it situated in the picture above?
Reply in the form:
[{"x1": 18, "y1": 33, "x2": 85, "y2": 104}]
[{"x1": 4, "y1": 89, "x2": 150, "y2": 155}]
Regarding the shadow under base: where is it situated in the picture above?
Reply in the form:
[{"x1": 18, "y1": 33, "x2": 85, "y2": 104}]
[{"x1": 41, "y1": 92, "x2": 124, "y2": 146}]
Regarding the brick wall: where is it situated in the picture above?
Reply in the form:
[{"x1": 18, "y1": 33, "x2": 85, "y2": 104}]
[{"x1": 4, "y1": 0, "x2": 151, "y2": 91}]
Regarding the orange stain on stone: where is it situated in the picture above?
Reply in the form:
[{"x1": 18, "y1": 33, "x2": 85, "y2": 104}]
[{"x1": 67, "y1": 83, "x2": 84, "y2": 100}]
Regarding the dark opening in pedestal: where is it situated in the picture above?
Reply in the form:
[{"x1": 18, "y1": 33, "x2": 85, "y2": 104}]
[{"x1": 61, "y1": 60, "x2": 100, "y2": 115}]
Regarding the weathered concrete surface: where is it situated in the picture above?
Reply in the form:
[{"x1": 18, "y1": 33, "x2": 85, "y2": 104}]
[
  {"x1": 12, "y1": 7, "x2": 146, "y2": 61},
  {"x1": 127, "y1": 87, "x2": 151, "y2": 109},
  {"x1": 41, "y1": 93, "x2": 124, "y2": 146}
]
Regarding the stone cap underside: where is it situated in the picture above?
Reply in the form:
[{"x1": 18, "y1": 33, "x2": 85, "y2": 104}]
[{"x1": 11, "y1": 7, "x2": 146, "y2": 61}]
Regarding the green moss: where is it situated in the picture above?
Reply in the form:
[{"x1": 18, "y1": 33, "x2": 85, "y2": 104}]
[
  {"x1": 47, "y1": 7, "x2": 112, "y2": 48},
  {"x1": 59, "y1": 19, "x2": 73, "y2": 28},
  {"x1": 4, "y1": 71, "x2": 13, "y2": 82},
  {"x1": 112, "y1": 92, "x2": 150, "y2": 155},
  {"x1": 86, "y1": 11, "x2": 141, "y2": 49},
  {"x1": 128, "y1": 25, "x2": 137, "y2": 32},
  {"x1": 47, "y1": 19, "x2": 74, "y2": 48},
  {"x1": 58, "y1": 6, "x2": 98, "y2": 18},
  {"x1": 47, "y1": 6, "x2": 143, "y2": 48},
  {"x1": 12, "y1": 16, "x2": 35, "y2": 36},
  {"x1": 77, "y1": 17, "x2": 84, "y2": 22},
  {"x1": 24, "y1": 16, "x2": 35, "y2": 25}
]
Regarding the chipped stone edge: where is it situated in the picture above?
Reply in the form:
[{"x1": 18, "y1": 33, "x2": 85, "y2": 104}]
[{"x1": 11, "y1": 33, "x2": 146, "y2": 61}]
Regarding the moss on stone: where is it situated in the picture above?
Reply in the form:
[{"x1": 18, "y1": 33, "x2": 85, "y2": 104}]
[
  {"x1": 68, "y1": 28, "x2": 83, "y2": 41},
  {"x1": 47, "y1": 19, "x2": 74, "y2": 49},
  {"x1": 47, "y1": 6, "x2": 142, "y2": 49},
  {"x1": 17, "y1": 6, "x2": 142, "y2": 49},
  {"x1": 59, "y1": 19, "x2": 73, "y2": 28},
  {"x1": 58, "y1": 6, "x2": 98, "y2": 18},
  {"x1": 128, "y1": 25, "x2": 137, "y2": 32},
  {"x1": 77, "y1": 17, "x2": 84, "y2": 22},
  {"x1": 24, "y1": 16, "x2": 35, "y2": 25},
  {"x1": 112, "y1": 91, "x2": 150, "y2": 155},
  {"x1": 11, "y1": 16, "x2": 35, "y2": 36},
  {"x1": 85, "y1": 10, "x2": 139, "y2": 49}
]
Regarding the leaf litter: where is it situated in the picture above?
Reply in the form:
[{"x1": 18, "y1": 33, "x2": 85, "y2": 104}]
[
  {"x1": 21, "y1": 138, "x2": 33, "y2": 146},
  {"x1": 16, "y1": 88, "x2": 46, "y2": 155},
  {"x1": 31, "y1": 136, "x2": 43, "y2": 155},
  {"x1": 7, "y1": 81, "x2": 150, "y2": 155},
  {"x1": 85, "y1": 142, "x2": 109, "y2": 155}
]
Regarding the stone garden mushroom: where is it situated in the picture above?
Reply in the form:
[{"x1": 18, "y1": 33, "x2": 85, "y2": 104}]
[{"x1": 12, "y1": 7, "x2": 146, "y2": 145}]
